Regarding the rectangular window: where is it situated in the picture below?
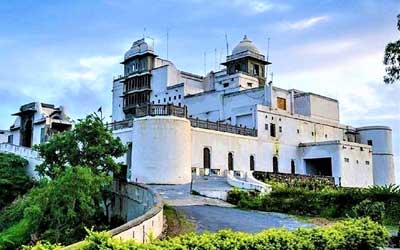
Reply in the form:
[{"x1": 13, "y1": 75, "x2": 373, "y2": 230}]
[
  {"x1": 40, "y1": 128, "x2": 46, "y2": 143},
  {"x1": 223, "y1": 82, "x2": 229, "y2": 88},
  {"x1": 265, "y1": 124, "x2": 268, "y2": 130},
  {"x1": 279, "y1": 126, "x2": 282, "y2": 133},
  {"x1": 7, "y1": 135, "x2": 13, "y2": 144},
  {"x1": 365, "y1": 161, "x2": 370, "y2": 165},
  {"x1": 270, "y1": 123, "x2": 276, "y2": 137},
  {"x1": 247, "y1": 82, "x2": 253, "y2": 87},
  {"x1": 253, "y1": 64, "x2": 259, "y2": 75},
  {"x1": 277, "y1": 97, "x2": 286, "y2": 110},
  {"x1": 344, "y1": 158, "x2": 350, "y2": 163},
  {"x1": 367, "y1": 140, "x2": 373, "y2": 146},
  {"x1": 297, "y1": 129, "x2": 300, "y2": 134}
]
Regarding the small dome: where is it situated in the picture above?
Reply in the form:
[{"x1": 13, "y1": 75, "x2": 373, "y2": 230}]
[
  {"x1": 232, "y1": 35, "x2": 260, "y2": 55},
  {"x1": 124, "y1": 38, "x2": 154, "y2": 60}
]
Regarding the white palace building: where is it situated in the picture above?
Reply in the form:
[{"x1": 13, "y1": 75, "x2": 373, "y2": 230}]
[
  {"x1": 0, "y1": 36, "x2": 396, "y2": 188},
  {"x1": 108, "y1": 36, "x2": 395, "y2": 187}
]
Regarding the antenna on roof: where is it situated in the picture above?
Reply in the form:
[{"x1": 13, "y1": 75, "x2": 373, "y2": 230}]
[
  {"x1": 225, "y1": 33, "x2": 229, "y2": 57},
  {"x1": 266, "y1": 37, "x2": 271, "y2": 61},
  {"x1": 143, "y1": 28, "x2": 146, "y2": 39},
  {"x1": 214, "y1": 48, "x2": 217, "y2": 71},
  {"x1": 270, "y1": 72, "x2": 274, "y2": 84},
  {"x1": 204, "y1": 52, "x2": 207, "y2": 76},
  {"x1": 219, "y1": 50, "x2": 222, "y2": 70},
  {"x1": 166, "y1": 27, "x2": 170, "y2": 60}
]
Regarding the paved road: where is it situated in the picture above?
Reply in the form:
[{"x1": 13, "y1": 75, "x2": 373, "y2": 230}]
[
  {"x1": 175, "y1": 205, "x2": 312, "y2": 233},
  {"x1": 150, "y1": 176, "x2": 312, "y2": 233}
]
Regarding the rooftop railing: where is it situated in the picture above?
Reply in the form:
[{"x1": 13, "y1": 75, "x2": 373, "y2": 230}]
[
  {"x1": 107, "y1": 104, "x2": 258, "y2": 137},
  {"x1": 189, "y1": 117, "x2": 257, "y2": 137}
]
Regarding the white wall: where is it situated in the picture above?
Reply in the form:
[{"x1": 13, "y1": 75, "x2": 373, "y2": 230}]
[
  {"x1": 0, "y1": 131, "x2": 9, "y2": 143},
  {"x1": 294, "y1": 93, "x2": 339, "y2": 123},
  {"x1": 191, "y1": 127, "x2": 259, "y2": 173},
  {"x1": 299, "y1": 141, "x2": 373, "y2": 187},
  {"x1": 112, "y1": 80, "x2": 125, "y2": 122},
  {"x1": 130, "y1": 116, "x2": 192, "y2": 184},
  {"x1": 0, "y1": 143, "x2": 41, "y2": 179}
]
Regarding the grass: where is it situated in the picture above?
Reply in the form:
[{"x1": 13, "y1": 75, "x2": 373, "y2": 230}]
[{"x1": 163, "y1": 204, "x2": 195, "y2": 238}]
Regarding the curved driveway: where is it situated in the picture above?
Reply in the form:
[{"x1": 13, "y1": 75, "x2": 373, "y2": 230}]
[{"x1": 150, "y1": 176, "x2": 311, "y2": 233}]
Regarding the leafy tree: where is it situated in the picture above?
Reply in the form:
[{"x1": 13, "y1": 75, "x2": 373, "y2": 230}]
[
  {"x1": 35, "y1": 114, "x2": 127, "y2": 179},
  {"x1": 384, "y1": 14, "x2": 400, "y2": 83},
  {"x1": 0, "y1": 153, "x2": 34, "y2": 210},
  {"x1": 0, "y1": 167, "x2": 111, "y2": 248}
]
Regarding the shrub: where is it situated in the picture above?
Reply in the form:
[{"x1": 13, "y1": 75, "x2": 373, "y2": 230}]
[
  {"x1": 26, "y1": 218, "x2": 390, "y2": 250},
  {"x1": 0, "y1": 153, "x2": 34, "y2": 210},
  {"x1": 227, "y1": 184, "x2": 400, "y2": 225},
  {"x1": 351, "y1": 199, "x2": 385, "y2": 224}
]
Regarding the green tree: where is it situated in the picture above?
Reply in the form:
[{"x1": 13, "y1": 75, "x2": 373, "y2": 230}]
[
  {"x1": 35, "y1": 114, "x2": 127, "y2": 179},
  {"x1": 384, "y1": 14, "x2": 400, "y2": 84},
  {"x1": 0, "y1": 153, "x2": 34, "y2": 210},
  {"x1": 0, "y1": 167, "x2": 111, "y2": 248}
]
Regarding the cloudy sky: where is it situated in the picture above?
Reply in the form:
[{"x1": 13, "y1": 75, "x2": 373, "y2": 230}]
[{"x1": 0, "y1": 0, "x2": 399, "y2": 182}]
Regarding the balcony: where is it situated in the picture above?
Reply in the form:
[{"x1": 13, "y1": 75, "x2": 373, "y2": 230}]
[{"x1": 108, "y1": 104, "x2": 258, "y2": 137}]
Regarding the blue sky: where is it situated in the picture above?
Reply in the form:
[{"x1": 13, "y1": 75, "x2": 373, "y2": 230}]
[{"x1": 0, "y1": 0, "x2": 399, "y2": 182}]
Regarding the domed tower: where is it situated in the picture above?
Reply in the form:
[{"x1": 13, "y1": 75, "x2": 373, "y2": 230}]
[
  {"x1": 121, "y1": 38, "x2": 157, "y2": 118},
  {"x1": 222, "y1": 35, "x2": 271, "y2": 85},
  {"x1": 356, "y1": 126, "x2": 395, "y2": 185}
]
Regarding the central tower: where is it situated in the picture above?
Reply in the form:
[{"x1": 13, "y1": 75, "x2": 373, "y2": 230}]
[{"x1": 222, "y1": 35, "x2": 270, "y2": 85}]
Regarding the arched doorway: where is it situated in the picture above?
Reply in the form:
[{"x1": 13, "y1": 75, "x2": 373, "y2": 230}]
[
  {"x1": 228, "y1": 152, "x2": 234, "y2": 171},
  {"x1": 203, "y1": 148, "x2": 211, "y2": 169},
  {"x1": 272, "y1": 156, "x2": 279, "y2": 173},
  {"x1": 21, "y1": 119, "x2": 33, "y2": 148},
  {"x1": 250, "y1": 155, "x2": 255, "y2": 171},
  {"x1": 291, "y1": 160, "x2": 295, "y2": 175}
]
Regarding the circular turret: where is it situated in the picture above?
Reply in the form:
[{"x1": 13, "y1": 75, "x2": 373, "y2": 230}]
[
  {"x1": 130, "y1": 116, "x2": 191, "y2": 184},
  {"x1": 356, "y1": 126, "x2": 395, "y2": 185}
]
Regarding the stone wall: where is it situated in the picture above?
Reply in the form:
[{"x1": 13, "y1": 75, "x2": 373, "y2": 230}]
[{"x1": 109, "y1": 181, "x2": 163, "y2": 243}]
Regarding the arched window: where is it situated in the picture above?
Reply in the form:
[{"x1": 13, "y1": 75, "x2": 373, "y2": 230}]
[
  {"x1": 291, "y1": 160, "x2": 295, "y2": 175},
  {"x1": 272, "y1": 156, "x2": 279, "y2": 173},
  {"x1": 250, "y1": 155, "x2": 255, "y2": 171},
  {"x1": 228, "y1": 152, "x2": 234, "y2": 171},
  {"x1": 203, "y1": 148, "x2": 211, "y2": 169}
]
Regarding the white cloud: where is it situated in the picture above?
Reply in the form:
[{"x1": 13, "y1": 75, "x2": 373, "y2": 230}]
[
  {"x1": 291, "y1": 39, "x2": 357, "y2": 56},
  {"x1": 277, "y1": 51, "x2": 392, "y2": 122},
  {"x1": 283, "y1": 16, "x2": 330, "y2": 30},
  {"x1": 230, "y1": 0, "x2": 289, "y2": 14},
  {"x1": 55, "y1": 55, "x2": 120, "y2": 92}
]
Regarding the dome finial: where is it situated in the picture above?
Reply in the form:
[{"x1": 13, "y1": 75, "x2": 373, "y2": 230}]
[{"x1": 243, "y1": 35, "x2": 248, "y2": 40}]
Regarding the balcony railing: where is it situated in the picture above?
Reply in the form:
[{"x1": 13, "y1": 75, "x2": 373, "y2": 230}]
[
  {"x1": 107, "y1": 104, "x2": 258, "y2": 137},
  {"x1": 123, "y1": 104, "x2": 188, "y2": 118},
  {"x1": 106, "y1": 119, "x2": 133, "y2": 130},
  {"x1": 189, "y1": 117, "x2": 257, "y2": 137}
]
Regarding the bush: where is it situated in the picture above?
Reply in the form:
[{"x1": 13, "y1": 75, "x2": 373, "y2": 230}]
[
  {"x1": 227, "y1": 184, "x2": 400, "y2": 225},
  {"x1": 26, "y1": 218, "x2": 390, "y2": 250},
  {"x1": 0, "y1": 153, "x2": 34, "y2": 210},
  {"x1": 351, "y1": 199, "x2": 385, "y2": 224},
  {"x1": 0, "y1": 167, "x2": 111, "y2": 249}
]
